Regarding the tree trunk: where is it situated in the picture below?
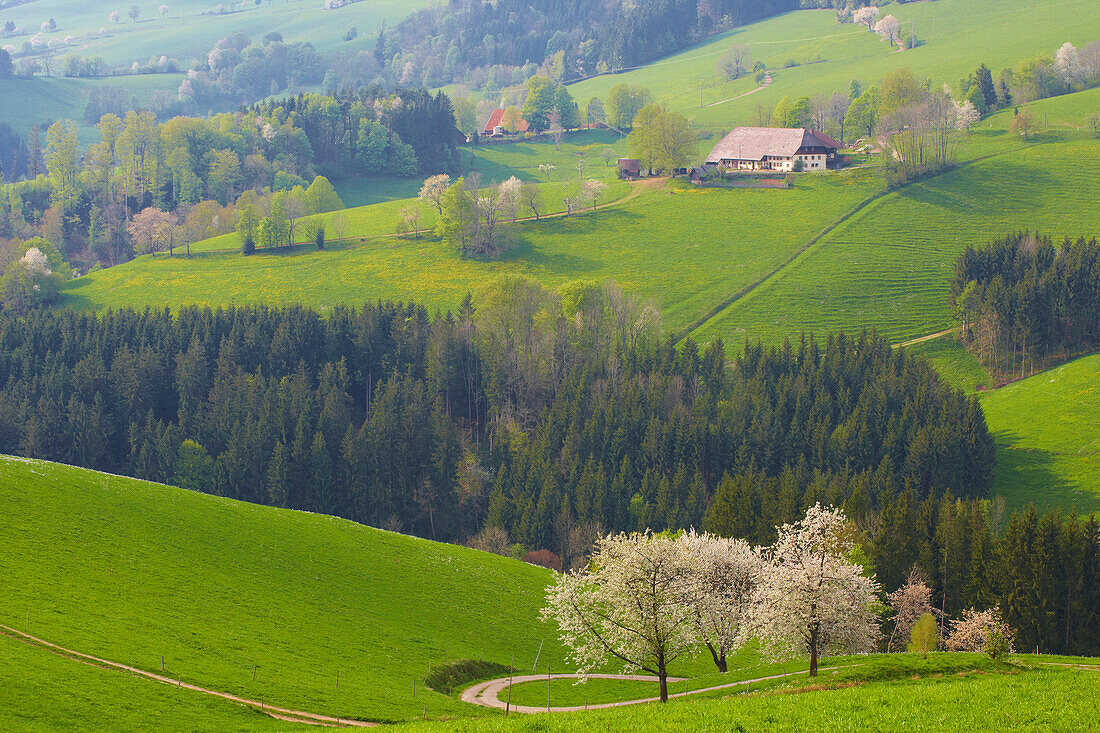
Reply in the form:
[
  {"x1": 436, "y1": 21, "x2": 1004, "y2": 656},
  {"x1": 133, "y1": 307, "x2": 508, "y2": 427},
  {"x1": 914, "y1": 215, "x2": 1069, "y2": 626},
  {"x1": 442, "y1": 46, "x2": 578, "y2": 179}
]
[
  {"x1": 658, "y1": 652, "x2": 668, "y2": 702},
  {"x1": 705, "y1": 642, "x2": 728, "y2": 673},
  {"x1": 809, "y1": 622, "x2": 820, "y2": 677}
]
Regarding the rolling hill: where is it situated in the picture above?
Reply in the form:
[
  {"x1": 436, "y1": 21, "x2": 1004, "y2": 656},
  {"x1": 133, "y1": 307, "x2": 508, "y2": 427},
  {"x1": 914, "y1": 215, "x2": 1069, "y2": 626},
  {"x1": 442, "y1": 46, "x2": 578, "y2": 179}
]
[
  {"x1": 562, "y1": 0, "x2": 1100, "y2": 134},
  {"x1": 0, "y1": 455, "x2": 571, "y2": 724}
]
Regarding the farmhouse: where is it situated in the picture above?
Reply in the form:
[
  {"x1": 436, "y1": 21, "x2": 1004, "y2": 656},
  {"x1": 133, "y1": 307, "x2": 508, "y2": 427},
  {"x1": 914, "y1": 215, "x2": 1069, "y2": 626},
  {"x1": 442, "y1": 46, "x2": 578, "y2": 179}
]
[
  {"x1": 483, "y1": 109, "x2": 530, "y2": 137},
  {"x1": 704, "y1": 127, "x2": 841, "y2": 172}
]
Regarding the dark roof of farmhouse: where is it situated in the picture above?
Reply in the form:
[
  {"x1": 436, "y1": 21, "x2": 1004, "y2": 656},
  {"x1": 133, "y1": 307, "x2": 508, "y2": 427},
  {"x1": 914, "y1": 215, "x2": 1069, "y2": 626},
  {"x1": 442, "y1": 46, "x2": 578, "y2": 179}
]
[{"x1": 705, "y1": 127, "x2": 840, "y2": 163}]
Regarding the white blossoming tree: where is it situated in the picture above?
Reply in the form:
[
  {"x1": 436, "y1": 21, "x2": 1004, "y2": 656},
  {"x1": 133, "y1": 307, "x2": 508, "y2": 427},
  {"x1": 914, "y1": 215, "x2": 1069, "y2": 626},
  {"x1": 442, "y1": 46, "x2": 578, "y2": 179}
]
[
  {"x1": 679, "y1": 530, "x2": 761, "y2": 672},
  {"x1": 874, "y1": 14, "x2": 901, "y2": 46},
  {"x1": 542, "y1": 531, "x2": 699, "y2": 702},
  {"x1": 1055, "y1": 42, "x2": 1084, "y2": 86},
  {"x1": 19, "y1": 247, "x2": 52, "y2": 277},
  {"x1": 853, "y1": 6, "x2": 879, "y2": 30},
  {"x1": 752, "y1": 504, "x2": 882, "y2": 676},
  {"x1": 418, "y1": 173, "x2": 451, "y2": 214},
  {"x1": 954, "y1": 99, "x2": 980, "y2": 131}
]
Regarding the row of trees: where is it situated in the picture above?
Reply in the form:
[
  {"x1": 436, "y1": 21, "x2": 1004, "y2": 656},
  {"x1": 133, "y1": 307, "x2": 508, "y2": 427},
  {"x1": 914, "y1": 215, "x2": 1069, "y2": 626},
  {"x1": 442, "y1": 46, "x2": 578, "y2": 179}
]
[
  {"x1": 546, "y1": 505, "x2": 1037, "y2": 701},
  {"x1": 951, "y1": 232, "x2": 1100, "y2": 380}
]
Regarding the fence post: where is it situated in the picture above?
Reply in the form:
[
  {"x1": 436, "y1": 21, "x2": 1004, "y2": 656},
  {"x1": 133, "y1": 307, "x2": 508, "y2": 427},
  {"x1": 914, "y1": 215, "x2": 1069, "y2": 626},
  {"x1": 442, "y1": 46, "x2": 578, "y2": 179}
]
[
  {"x1": 506, "y1": 654, "x2": 513, "y2": 716},
  {"x1": 547, "y1": 664, "x2": 551, "y2": 713},
  {"x1": 532, "y1": 639, "x2": 544, "y2": 672}
]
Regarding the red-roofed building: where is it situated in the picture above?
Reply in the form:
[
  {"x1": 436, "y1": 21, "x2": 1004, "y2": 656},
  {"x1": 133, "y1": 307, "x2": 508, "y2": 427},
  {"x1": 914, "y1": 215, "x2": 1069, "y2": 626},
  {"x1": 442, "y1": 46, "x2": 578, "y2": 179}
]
[{"x1": 483, "y1": 109, "x2": 530, "y2": 137}]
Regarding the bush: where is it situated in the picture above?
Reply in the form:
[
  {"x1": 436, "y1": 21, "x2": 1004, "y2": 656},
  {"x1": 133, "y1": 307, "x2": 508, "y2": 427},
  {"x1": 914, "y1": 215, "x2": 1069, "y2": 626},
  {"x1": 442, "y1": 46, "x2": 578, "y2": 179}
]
[
  {"x1": 792, "y1": 159, "x2": 805, "y2": 172},
  {"x1": 315, "y1": 228, "x2": 325, "y2": 250},
  {"x1": 241, "y1": 234, "x2": 255, "y2": 255},
  {"x1": 424, "y1": 660, "x2": 511, "y2": 694},
  {"x1": 907, "y1": 612, "x2": 940, "y2": 658},
  {"x1": 523, "y1": 549, "x2": 562, "y2": 571}
]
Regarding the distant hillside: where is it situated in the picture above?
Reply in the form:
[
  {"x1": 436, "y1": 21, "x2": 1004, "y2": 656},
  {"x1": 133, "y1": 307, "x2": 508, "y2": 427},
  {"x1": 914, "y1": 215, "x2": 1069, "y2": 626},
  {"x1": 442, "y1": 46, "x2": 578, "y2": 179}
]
[{"x1": 0, "y1": 456, "x2": 567, "y2": 723}]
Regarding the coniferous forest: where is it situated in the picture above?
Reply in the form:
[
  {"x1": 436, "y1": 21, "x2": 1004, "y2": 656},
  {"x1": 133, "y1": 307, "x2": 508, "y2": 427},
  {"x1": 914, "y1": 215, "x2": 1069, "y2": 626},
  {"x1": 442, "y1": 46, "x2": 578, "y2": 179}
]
[
  {"x1": 951, "y1": 232, "x2": 1100, "y2": 379},
  {"x1": 1, "y1": 282, "x2": 1097, "y2": 655}
]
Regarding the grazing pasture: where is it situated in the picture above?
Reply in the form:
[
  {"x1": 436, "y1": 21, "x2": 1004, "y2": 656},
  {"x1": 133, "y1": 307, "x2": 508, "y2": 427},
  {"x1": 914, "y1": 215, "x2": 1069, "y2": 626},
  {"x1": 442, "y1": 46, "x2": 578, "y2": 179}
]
[{"x1": 0, "y1": 456, "x2": 570, "y2": 722}]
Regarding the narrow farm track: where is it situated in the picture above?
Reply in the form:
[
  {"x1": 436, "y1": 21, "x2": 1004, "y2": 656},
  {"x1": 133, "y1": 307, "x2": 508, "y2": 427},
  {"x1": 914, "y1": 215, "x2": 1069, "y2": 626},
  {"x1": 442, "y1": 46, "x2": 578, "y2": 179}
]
[
  {"x1": 0, "y1": 624, "x2": 374, "y2": 728},
  {"x1": 461, "y1": 665, "x2": 860, "y2": 714},
  {"x1": 894, "y1": 328, "x2": 956, "y2": 348},
  {"x1": 706, "y1": 72, "x2": 773, "y2": 108}
]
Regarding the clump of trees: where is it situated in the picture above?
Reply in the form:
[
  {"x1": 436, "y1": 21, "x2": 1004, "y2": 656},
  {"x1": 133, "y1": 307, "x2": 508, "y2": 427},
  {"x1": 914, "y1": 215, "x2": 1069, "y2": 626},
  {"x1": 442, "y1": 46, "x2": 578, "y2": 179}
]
[
  {"x1": 0, "y1": 238, "x2": 69, "y2": 313},
  {"x1": 951, "y1": 232, "x2": 1100, "y2": 380},
  {"x1": 627, "y1": 104, "x2": 695, "y2": 174}
]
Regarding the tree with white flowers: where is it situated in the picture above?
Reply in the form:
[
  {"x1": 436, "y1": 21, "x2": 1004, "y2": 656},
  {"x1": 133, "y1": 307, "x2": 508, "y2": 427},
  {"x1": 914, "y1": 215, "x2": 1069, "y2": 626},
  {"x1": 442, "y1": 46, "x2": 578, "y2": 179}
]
[
  {"x1": 1054, "y1": 42, "x2": 1084, "y2": 86},
  {"x1": 945, "y1": 606, "x2": 1015, "y2": 657},
  {"x1": 874, "y1": 14, "x2": 901, "y2": 46},
  {"x1": 679, "y1": 530, "x2": 762, "y2": 673},
  {"x1": 954, "y1": 99, "x2": 980, "y2": 131},
  {"x1": 752, "y1": 504, "x2": 881, "y2": 676},
  {"x1": 418, "y1": 173, "x2": 451, "y2": 214},
  {"x1": 886, "y1": 566, "x2": 937, "y2": 651},
  {"x1": 853, "y1": 6, "x2": 878, "y2": 30},
  {"x1": 542, "y1": 531, "x2": 699, "y2": 702}
]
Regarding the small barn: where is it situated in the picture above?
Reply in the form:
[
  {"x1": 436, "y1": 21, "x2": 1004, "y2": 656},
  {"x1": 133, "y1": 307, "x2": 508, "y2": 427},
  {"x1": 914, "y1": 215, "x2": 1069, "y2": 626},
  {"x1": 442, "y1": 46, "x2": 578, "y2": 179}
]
[{"x1": 618, "y1": 158, "x2": 642, "y2": 180}]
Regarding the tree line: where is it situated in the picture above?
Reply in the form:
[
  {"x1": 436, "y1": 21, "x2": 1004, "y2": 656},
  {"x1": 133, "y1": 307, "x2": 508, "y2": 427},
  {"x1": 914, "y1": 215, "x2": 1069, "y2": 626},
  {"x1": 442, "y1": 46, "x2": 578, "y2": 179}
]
[{"x1": 951, "y1": 232, "x2": 1100, "y2": 380}]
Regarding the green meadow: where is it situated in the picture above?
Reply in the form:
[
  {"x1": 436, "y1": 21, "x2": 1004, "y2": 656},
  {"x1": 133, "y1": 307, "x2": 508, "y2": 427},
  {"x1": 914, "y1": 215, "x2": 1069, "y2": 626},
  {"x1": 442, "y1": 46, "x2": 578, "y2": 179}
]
[
  {"x1": 63, "y1": 171, "x2": 878, "y2": 332},
  {"x1": 0, "y1": 455, "x2": 572, "y2": 723},
  {"x1": 692, "y1": 138, "x2": 1100, "y2": 347},
  {"x1": 400, "y1": 657, "x2": 1100, "y2": 732},
  {"x1": 0, "y1": 0, "x2": 427, "y2": 68},
  {"x1": 0, "y1": 633, "x2": 300, "y2": 732},
  {"x1": 562, "y1": 0, "x2": 1100, "y2": 133},
  {"x1": 979, "y1": 353, "x2": 1100, "y2": 515}
]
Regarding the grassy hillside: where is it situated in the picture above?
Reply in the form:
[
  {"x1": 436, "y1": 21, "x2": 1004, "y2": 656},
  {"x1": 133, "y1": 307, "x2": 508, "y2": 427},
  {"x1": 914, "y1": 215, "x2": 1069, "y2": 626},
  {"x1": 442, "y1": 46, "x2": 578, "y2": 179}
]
[
  {"x1": 692, "y1": 138, "x2": 1100, "y2": 347},
  {"x1": 563, "y1": 0, "x2": 1100, "y2": 134},
  {"x1": 0, "y1": 74, "x2": 183, "y2": 143},
  {"x1": 397, "y1": 657, "x2": 1100, "y2": 732},
  {"x1": 979, "y1": 353, "x2": 1100, "y2": 514},
  {"x1": 0, "y1": 455, "x2": 571, "y2": 723},
  {"x1": 0, "y1": 0, "x2": 426, "y2": 68},
  {"x1": 62, "y1": 171, "x2": 878, "y2": 331},
  {"x1": 0, "y1": 633, "x2": 300, "y2": 732}
]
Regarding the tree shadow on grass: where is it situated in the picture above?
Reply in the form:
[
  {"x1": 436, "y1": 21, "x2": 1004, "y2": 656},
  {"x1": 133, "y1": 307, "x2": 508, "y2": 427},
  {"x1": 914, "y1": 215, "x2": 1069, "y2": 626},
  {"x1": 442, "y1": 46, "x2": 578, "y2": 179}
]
[
  {"x1": 991, "y1": 431, "x2": 1100, "y2": 516},
  {"x1": 497, "y1": 207, "x2": 646, "y2": 272}
]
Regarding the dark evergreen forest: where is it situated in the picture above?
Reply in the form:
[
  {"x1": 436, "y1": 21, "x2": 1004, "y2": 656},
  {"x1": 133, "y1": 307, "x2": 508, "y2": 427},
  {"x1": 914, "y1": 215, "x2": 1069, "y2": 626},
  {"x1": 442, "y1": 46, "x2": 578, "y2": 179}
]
[
  {"x1": 951, "y1": 232, "x2": 1100, "y2": 379},
  {"x1": 1, "y1": 287, "x2": 1097, "y2": 654}
]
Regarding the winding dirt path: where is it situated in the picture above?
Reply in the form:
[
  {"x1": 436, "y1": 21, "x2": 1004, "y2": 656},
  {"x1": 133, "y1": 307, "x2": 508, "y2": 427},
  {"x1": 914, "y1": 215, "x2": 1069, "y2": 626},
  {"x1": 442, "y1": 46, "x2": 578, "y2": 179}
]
[
  {"x1": 0, "y1": 623, "x2": 374, "y2": 728},
  {"x1": 461, "y1": 664, "x2": 859, "y2": 714},
  {"x1": 706, "y1": 72, "x2": 773, "y2": 108}
]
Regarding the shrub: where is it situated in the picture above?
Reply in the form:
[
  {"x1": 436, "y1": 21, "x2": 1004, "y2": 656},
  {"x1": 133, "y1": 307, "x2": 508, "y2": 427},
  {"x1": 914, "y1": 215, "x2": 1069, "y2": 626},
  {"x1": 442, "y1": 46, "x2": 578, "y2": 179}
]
[
  {"x1": 907, "y1": 612, "x2": 940, "y2": 658},
  {"x1": 424, "y1": 660, "x2": 511, "y2": 694},
  {"x1": 241, "y1": 234, "x2": 255, "y2": 255},
  {"x1": 523, "y1": 549, "x2": 562, "y2": 572},
  {"x1": 315, "y1": 228, "x2": 325, "y2": 250}
]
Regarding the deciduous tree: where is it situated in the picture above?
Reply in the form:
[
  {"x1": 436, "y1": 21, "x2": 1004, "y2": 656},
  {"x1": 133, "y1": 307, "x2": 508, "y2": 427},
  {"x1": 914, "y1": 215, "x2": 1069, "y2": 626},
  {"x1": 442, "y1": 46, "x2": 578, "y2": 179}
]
[
  {"x1": 752, "y1": 505, "x2": 881, "y2": 676},
  {"x1": 543, "y1": 531, "x2": 699, "y2": 702}
]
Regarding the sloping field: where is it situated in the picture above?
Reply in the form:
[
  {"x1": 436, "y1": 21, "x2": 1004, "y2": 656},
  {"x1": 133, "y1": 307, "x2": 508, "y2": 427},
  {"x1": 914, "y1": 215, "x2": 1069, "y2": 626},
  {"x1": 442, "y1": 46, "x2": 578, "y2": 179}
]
[
  {"x1": 0, "y1": 632, "x2": 300, "y2": 732},
  {"x1": 62, "y1": 172, "x2": 879, "y2": 333},
  {"x1": 0, "y1": 0, "x2": 426, "y2": 68},
  {"x1": 566, "y1": 0, "x2": 1100, "y2": 133},
  {"x1": 979, "y1": 353, "x2": 1100, "y2": 514},
  {"x1": 692, "y1": 139, "x2": 1100, "y2": 346},
  {"x1": 0, "y1": 456, "x2": 567, "y2": 723}
]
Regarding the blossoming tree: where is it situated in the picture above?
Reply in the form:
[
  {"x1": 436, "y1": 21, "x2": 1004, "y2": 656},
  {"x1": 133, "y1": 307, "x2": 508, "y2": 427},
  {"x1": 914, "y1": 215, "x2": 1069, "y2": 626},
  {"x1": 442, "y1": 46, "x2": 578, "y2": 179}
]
[
  {"x1": 752, "y1": 504, "x2": 882, "y2": 676},
  {"x1": 542, "y1": 531, "x2": 699, "y2": 702},
  {"x1": 679, "y1": 530, "x2": 761, "y2": 672}
]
